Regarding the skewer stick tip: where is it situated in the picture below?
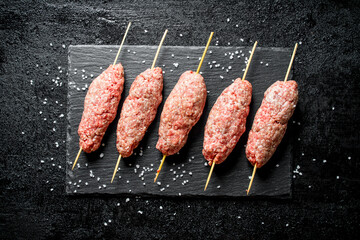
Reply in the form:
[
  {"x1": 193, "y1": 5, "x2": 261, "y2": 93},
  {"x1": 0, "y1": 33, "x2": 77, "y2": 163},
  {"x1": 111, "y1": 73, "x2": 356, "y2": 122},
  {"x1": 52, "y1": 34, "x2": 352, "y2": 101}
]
[
  {"x1": 284, "y1": 43, "x2": 298, "y2": 82},
  {"x1": 196, "y1": 32, "x2": 214, "y2": 74},
  {"x1": 246, "y1": 164, "x2": 257, "y2": 195},
  {"x1": 242, "y1": 41, "x2": 258, "y2": 81},
  {"x1": 72, "y1": 148, "x2": 82, "y2": 170},
  {"x1": 111, "y1": 155, "x2": 122, "y2": 183},
  {"x1": 204, "y1": 161, "x2": 216, "y2": 191},
  {"x1": 113, "y1": 21, "x2": 132, "y2": 65},
  {"x1": 151, "y1": 29, "x2": 168, "y2": 69},
  {"x1": 154, "y1": 155, "x2": 166, "y2": 183}
]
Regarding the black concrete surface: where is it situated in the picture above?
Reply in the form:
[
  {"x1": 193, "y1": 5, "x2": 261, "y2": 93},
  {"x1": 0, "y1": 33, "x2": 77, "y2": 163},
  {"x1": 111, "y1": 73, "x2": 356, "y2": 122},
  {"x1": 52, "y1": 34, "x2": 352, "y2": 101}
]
[{"x1": 0, "y1": 0, "x2": 359, "y2": 239}]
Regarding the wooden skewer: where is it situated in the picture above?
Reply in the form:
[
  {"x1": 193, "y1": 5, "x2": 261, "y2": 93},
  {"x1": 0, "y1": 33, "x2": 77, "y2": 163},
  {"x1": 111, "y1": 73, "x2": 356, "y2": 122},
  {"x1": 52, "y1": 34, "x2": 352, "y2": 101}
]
[
  {"x1": 154, "y1": 32, "x2": 214, "y2": 183},
  {"x1": 204, "y1": 161, "x2": 215, "y2": 191},
  {"x1": 113, "y1": 22, "x2": 132, "y2": 65},
  {"x1": 247, "y1": 43, "x2": 299, "y2": 195},
  {"x1": 196, "y1": 32, "x2": 214, "y2": 74},
  {"x1": 154, "y1": 155, "x2": 166, "y2": 182},
  {"x1": 242, "y1": 41, "x2": 258, "y2": 81},
  {"x1": 151, "y1": 29, "x2": 168, "y2": 69},
  {"x1": 111, "y1": 155, "x2": 122, "y2": 183},
  {"x1": 284, "y1": 43, "x2": 298, "y2": 82},
  {"x1": 72, "y1": 147, "x2": 82, "y2": 170},
  {"x1": 246, "y1": 164, "x2": 257, "y2": 195},
  {"x1": 111, "y1": 30, "x2": 167, "y2": 183},
  {"x1": 204, "y1": 41, "x2": 257, "y2": 191},
  {"x1": 73, "y1": 22, "x2": 131, "y2": 171}
]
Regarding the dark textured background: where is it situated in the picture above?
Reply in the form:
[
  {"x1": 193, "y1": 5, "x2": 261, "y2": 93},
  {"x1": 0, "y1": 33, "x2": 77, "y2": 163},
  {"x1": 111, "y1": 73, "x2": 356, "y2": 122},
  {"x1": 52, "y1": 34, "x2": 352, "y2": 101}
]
[{"x1": 0, "y1": 0, "x2": 359, "y2": 239}]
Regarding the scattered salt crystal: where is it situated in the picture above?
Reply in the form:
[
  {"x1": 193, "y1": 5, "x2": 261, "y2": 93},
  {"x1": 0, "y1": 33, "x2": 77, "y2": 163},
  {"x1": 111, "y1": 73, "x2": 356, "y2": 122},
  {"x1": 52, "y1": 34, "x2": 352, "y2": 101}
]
[
  {"x1": 97, "y1": 177, "x2": 100, "y2": 182},
  {"x1": 62, "y1": 44, "x2": 66, "y2": 48},
  {"x1": 49, "y1": 43, "x2": 53, "y2": 46},
  {"x1": 99, "y1": 153, "x2": 104, "y2": 158},
  {"x1": 179, "y1": 33, "x2": 183, "y2": 37},
  {"x1": 138, "y1": 210, "x2": 143, "y2": 214},
  {"x1": 323, "y1": 160, "x2": 327, "y2": 163},
  {"x1": 336, "y1": 176, "x2": 339, "y2": 179},
  {"x1": 50, "y1": 188, "x2": 54, "y2": 191},
  {"x1": 227, "y1": 18, "x2": 230, "y2": 22},
  {"x1": 126, "y1": 198, "x2": 130, "y2": 202},
  {"x1": 348, "y1": 156, "x2": 351, "y2": 160},
  {"x1": 332, "y1": 106, "x2": 335, "y2": 110},
  {"x1": 160, "y1": 206, "x2": 163, "y2": 210},
  {"x1": 171, "y1": 54, "x2": 174, "y2": 58},
  {"x1": 217, "y1": 185, "x2": 221, "y2": 189},
  {"x1": 104, "y1": 222, "x2": 107, "y2": 226},
  {"x1": 220, "y1": 75, "x2": 224, "y2": 79},
  {"x1": 144, "y1": 29, "x2": 148, "y2": 33}
]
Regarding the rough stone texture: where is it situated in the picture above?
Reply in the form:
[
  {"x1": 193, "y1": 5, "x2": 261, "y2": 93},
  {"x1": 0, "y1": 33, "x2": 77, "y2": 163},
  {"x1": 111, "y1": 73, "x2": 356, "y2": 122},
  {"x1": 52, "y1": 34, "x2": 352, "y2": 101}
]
[{"x1": 0, "y1": 0, "x2": 359, "y2": 239}]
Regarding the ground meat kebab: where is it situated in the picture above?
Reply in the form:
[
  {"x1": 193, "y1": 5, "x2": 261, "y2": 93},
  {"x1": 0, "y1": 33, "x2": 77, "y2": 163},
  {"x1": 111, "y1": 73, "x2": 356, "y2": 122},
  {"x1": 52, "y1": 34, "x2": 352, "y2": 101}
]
[
  {"x1": 203, "y1": 78, "x2": 252, "y2": 165},
  {"x1": 246, "y1": 80, "x2": 298, "y2": 168},
  {"x1": 116, "y1": 67, "x2": 163, "y2": 157},
  {"x1": 78, "y1": 63, "x2": 125, "y2": 153},
  {"x1": 156, "y1": 70, "x2": 207, "y2": 156}
]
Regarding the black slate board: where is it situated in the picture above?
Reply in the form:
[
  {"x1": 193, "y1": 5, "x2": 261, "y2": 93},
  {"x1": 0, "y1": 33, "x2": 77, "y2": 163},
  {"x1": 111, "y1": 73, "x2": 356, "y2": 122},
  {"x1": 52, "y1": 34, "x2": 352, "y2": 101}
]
[{"x1": 66, "y1": 45, "x2": 293, "y2": 197}]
